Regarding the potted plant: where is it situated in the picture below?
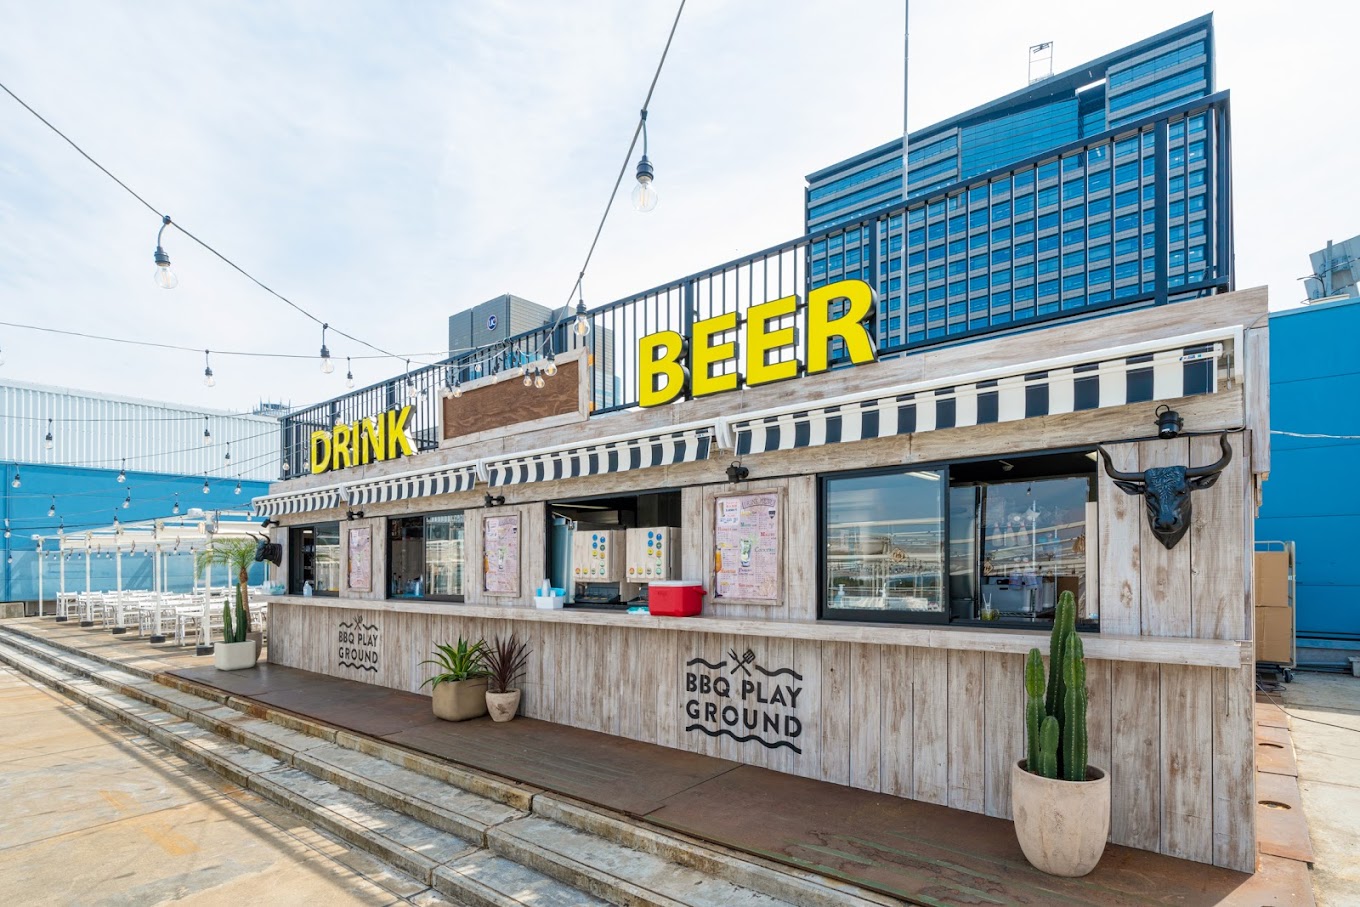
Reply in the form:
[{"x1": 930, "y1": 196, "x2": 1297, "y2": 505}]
[
  {"x1": 420, "y1": 638, "x2": 490, "y2": 721},
  {"x1": 195, "y1": 538, "x2": 260, "y2": 671},
  {"x1": 1012, "y1": 591, "x2": 1110, "y2": 876},
  {"x1": 483, "y1": 633, "x2": 531, "y2": 723}
]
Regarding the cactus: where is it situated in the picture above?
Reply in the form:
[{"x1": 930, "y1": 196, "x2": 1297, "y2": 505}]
[
  {"x1": 222, "y1": 599, "x2": 236, "y2": 643},
  {"x1": 1045, "y1": 591, "x2": 1076, "y2": 775},
  {"x1": 1024, "y1": 648, "x2": 1046, "y2": 771},
  {"x1": 1037, "y1": 715, "x2": 1060, "y2": 779},
  {"x1": 1062, "y1": 634, "x2": 1088, "y2": 782}
]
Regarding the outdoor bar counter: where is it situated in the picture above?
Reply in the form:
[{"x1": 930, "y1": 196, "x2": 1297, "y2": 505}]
[{"x1": 255, "y1": 288, "x2": 1270, "y2": 874}]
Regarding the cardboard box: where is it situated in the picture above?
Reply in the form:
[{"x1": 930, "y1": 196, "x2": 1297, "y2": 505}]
[
  {"x1": 1256, "y1": 605, "x2": 1293, "y2": 664},
  {"x1": 1254, "y1": 551, "x2": 1291, "y2": 608}
]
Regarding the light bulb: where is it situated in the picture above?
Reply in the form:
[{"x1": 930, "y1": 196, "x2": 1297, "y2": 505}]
[
  {"x1": 543, "y1": 358, "x2": 557, "y2": 377},
  {"x1": 117, "y1": 462, "x2": 126, "y2": 483},
  {"x1": 203, "y1": 366, "x2": 215, "y2": 387},
  {"x1": 451, "y1": 383, "x2": 462, "y2": 399},
  {"x1": 203, "y1": 417, "x2": 212, "y2": 445},
  {"x1": 320, "y1": 349, "x2": 334, "y2": 374},
  {"x1": 202, "y1": 478, "x2": 210, "y2": 494},
  {"x1": 346, "y1": 361, "x2": 354, "y2": 389},
  {"x1": 234, "y1": 480, "x2": 241, "y2": 495},
  {"x1": 534, "y1": 372, "x2": 546, "y2": 389},
  {"x1": 153, "y1": 262, "x2": 179, "y2": 289},
  {"x1": 522, "y1": 372, "x2": 533, "y2": 387},
  {"x1": 631, "y1": 176, "x2": 659, "y2": 213},
  {"x1": 45, "y1": 433, "x2": 53, "y2": 450},
  {"x1": 11, "y1": 470, "x2": 19, "y2": 488},
  {"x1": 123, "y1": 491, "x2": 131, "y2": 509},
  {"x1": 47, "y1": 498, "x2": 56, "y2": 517},
  {"x1": 173, "y1": 497, "x2": 180, "y2": 515}
]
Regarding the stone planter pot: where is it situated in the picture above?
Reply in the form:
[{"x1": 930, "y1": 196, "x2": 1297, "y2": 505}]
[
  {"x1": 432, "y1": 678, "x2": 489, "y2": 721},
  {"x1": 1011, "y1": 761, "x2": 1110, "y2": 877},
  {"x1": 213, "y1": 640, "x2": 259, "y2": 672},
  {"x1": 486, "y1": 689, "x2": 521, "y2": 723}
]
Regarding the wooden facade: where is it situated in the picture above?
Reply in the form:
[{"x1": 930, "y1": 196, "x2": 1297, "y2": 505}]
[{"x1": 262, "y1": 287, "x2": 1269, "y2": 872}]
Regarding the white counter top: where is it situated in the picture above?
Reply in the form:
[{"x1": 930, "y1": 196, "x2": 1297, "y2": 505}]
[{"x1": 265, "y1": 596, "x2": 1248, "y2": 669}]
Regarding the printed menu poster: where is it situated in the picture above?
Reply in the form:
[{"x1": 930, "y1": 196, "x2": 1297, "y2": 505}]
[
  {"x1": 714, "y1": 493, "x2": 779, "y2": 600},
  {"x1": 483, "y1": 514, "x2": 520, "y2": 595}
]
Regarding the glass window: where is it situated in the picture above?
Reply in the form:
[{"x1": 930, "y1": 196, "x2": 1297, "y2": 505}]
[
  {"x1": 289, "y1": 522, "x2": 341, "y2": 596},
  {"x1": 388, "y1": 512, "x2": 466, "y2": 601},
  {"x1": 823, "y1": 469, "x2": 946, "y2": 620}
]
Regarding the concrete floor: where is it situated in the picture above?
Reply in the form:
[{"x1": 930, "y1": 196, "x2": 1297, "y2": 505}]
[
  {"x1": 0, "y1": 666, "x2": 459, "y2": 907},
  {"x1": 1279, "y1": 672, "x2": 1360, "y2": 907}
]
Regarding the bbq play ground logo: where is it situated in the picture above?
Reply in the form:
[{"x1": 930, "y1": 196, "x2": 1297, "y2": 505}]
[
  {"x1": 684, "y1": 648, "x2": 804, "y2": 753},
  {"x1": 337, "y1": 614, "x2": 380, "y2": 673}
]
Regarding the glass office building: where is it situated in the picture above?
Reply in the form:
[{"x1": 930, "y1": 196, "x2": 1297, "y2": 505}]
[{"x1": 806, "y1": 15, "x2": 1230, "y2": 351}]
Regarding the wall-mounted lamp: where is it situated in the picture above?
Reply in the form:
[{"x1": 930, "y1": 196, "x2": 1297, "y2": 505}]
[
  {"x1": 260, "y1": 518, "x2": 278, "y2": 529},
  {"x1": 1155, "y1": 405, "x2": 1184, "y2": 439},
  {"x1": 725, "y1": 461, "x2": 749, "y2": 483},
  {"x1": 346, "y1": 510, "x2": 365, "y2": 521},
  {"x1": 484, "y1": 493, "x2": 505, "y2": 508}
]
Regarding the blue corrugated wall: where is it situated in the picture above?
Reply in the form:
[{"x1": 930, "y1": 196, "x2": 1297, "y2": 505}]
[
  {"x1": 1, "y1": 463, "x2": 269, "y2": 601},
  {"x1": 1256, "y1": 297, "x2": 1360, "y2": 642}
]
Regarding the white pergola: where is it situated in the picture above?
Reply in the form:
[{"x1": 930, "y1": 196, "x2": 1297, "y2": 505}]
[{"x1": 33, "y1": 509, "x2": 268, "y2": 620}]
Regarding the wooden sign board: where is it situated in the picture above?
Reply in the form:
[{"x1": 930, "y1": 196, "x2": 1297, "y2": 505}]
[{"x1": 441, "y1": 352, "x2": 587, "y2": 447}]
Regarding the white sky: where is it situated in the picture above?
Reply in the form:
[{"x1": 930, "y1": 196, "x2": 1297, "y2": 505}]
[{"x1": 1, "y1": 1, "x2": 1355, "y2": 414}]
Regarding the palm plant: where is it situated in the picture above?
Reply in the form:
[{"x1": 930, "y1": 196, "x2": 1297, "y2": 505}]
[
  {"x1": 484, "y1": 634, "x2": 531, "y2": 694},
  {"x1": 420, "y1": 637, "x2": 489, "y2": 689},
  {"x1": 195, "y1": 537, "x2": 257, "y2": 645}
]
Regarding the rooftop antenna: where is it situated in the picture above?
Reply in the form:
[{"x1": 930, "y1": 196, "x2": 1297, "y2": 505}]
[
  {"x1": 1028, "y1": 42, "x2": 1054, "y2": 84},
  {"x1": 901, "y1": 1, "x2": 910, "y2": 205}
]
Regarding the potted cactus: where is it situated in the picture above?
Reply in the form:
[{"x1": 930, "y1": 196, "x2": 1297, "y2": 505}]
[
  {"x1": 196, "y1": 538, "x2": 260, "y2": 671},
  {"x1": 1011, "y1": 591, "x2": 1110, "y2": 876},
  {"x1": 421, "y1": 638, "x2": 490, "y2": 721}
]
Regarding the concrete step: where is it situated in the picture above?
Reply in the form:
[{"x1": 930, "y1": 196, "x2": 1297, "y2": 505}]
[{"x1": 0, "y1": 626, "x2": 884, "y2": 906}]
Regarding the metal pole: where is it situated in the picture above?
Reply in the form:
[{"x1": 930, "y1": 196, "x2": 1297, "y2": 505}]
[
  {"x1": 901, "y1": 0, "x2": 909, "y2": 205},
  {"x1": 36, "y1": 542, "x2": 44, "y2": 619}
]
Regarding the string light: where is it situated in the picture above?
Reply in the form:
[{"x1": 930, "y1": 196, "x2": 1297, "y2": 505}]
[
  {"x1": 202, "y1": 476, "x2": 210, "y2": 494},
  {"x1": 113, "y1": 513, "x2": 120, "y2": 529},
  {"x1": 234, "y1": 480, "x2": 241, "y2": 496},
  {"x1": 631, "y1": 109, "x2": 659, "y2": 212},
  {"x1": 123, "y1": 488, "x2": 132, "y2": 509},
  {"x1": 404, "y1": 359, "x2": 417, "y2": 401},
  {"x1": 3, "y1": 519, "x2": 8, "y2": 538},
  {"x1": 573, "y1": 291, "x2": 591, "y2": 338},
  {"x1": 522, "y1": 369, "x2": 533, "y2": 388},
  {"x1": 47, "y1": 496, "x2": 56, "y2": 517},
  {"x1": 534, "y1": 367, "x2": 546, "y2": 389},
  {"x1": 57, "y1": 518, "x2": 64, "y2": 537},
  {"x1": 172, "y1": 493, "x2": 180, "y2": 515},
  {"x1": 44, "y1": 418, "x2": 54, "y2": 450},
  {"x1": 319, "y1": 323, "x2": 334, "y2": 374},
  {"x1": 117, "y1": 460, "x2": 126, "y2": 483},
  {"x1": 224, "y1": 443, "x2": 231, "y2": 465},
  {"x1": 203, "y1": 350, "x2": 215, "y2": 387},
  {"x1": 543, "y1": 358, "x2": 558, "y2": 378},
  {"x1": 153, "y1": 215, "x2": 178, "y2": 289},
  {"x1": 202, "y1": 416, "x2": 212, "y2": 446},
  {"x1": 346, "y1": 357, "x2": 354, "y2": 389},
  {"x1": 451, "y1": 378, "x2": 463, "y2": 398},
  {"x1": 11, "y1": 468, "x2": 19, "y2": 488}
]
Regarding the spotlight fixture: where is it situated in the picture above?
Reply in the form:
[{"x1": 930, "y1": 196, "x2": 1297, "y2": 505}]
[
  {"x1": 630, "y1": 109, "x2": 659, "y2": 212},
  {"x1": 346, "y1": 509, "x2": 365, "y2": 521},
  {"x1": 1155, "y1": 404, "x2": 1184, "y2": 439},
  {"x1": 319, "y1": 323, "x2": 334, "y2": 374},
  {"x1": 345, "y1": 357, "x2": 354, "y2": 389},
  {"x1": 999, "y1": 460, "x2": 1015, "y2": 472},
  {"x1": 153, "y1": 214, "x2": 179, "y2": 289},
  {"x1": 117, "y1": 459, "x2": 127, "y2": 483},
  {"x1": 202, "y1": 350, "x2": 215, "y2": 387},
  {"x1": 260, "y1": 518, "x2": 278, "y2": 529},
  {"x1": 725, "y1": 461, "x2": 750, "y2": 483},
  {"x1": 44, "y1": 418, "x2": 54, "y2": 450},
  {"x1": 484, "y1": 493, "x2": 505, "y2": 508},
  {"x1": 202, "y1": 416, "x2": 212, "y2": 446}
]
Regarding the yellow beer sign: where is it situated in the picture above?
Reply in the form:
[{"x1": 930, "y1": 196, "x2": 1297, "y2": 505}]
[
  {"x1": 637, "y1": 278, "x2": 878, "y2": 407},
  {"x1": 310, "y1": 405, "x2": 415, "y2": 475}
]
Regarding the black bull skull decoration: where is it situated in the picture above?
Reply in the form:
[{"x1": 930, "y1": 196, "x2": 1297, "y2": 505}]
[
  {"x1": 254, "y1": 534, "x2": 283, "y2": 567},
  {"x1": 1099, "y1": 433, "x2": 1233, "y2": 550}
]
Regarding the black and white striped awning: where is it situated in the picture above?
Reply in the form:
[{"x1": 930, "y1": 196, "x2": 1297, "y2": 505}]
[
  {"x1": 252, "y1": 487, "x2": 343, "y2": 518},
  {"x1": 733, "y1": 342, "x2": 1223, "y2": 456},
  {"x1": 485, "y1": 428, "x2": 712, "y2": 487},
  {"x1": 346, "y1": 465, "x2": 478, "y2": 507}
]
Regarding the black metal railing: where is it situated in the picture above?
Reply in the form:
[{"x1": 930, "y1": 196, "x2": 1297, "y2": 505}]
[{"x1": 279, "y1": 93, "x2": 1231, "y2": 478}]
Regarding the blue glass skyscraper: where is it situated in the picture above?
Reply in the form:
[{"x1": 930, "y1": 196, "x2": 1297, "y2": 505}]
[{"x1": 806, "y1": 15, "x2": 1230, "y2": 350}]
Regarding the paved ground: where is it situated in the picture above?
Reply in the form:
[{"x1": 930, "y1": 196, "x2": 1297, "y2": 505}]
[
  {"x1": 1280, "y1": 672, "x2": 1360, "y2": 907},
  {"x1": 0, "y1": 665, "x2": 459, "y2": 907}
]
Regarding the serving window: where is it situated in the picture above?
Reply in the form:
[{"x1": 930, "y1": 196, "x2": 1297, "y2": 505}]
[
  {"x1": 820, "y1": 451, "x2": 1097, "y2": 628},
  {"x1": 388, "y1": 512, "x2": 466, "y2": 601},
  {"x1": 288, "y1": 522, "x2": 341, "y2": 596}
]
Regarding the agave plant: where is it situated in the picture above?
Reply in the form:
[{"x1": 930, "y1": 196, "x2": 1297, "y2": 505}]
[
  {"x1": 420, "y1": 637, "x2": 489, "y2": 689},
  {"x1": 484, "y1": 634, "x2": 531, "y2": 694},
  {"x1": 194, "y1": 537, "x2": 258, "y2": 645}
]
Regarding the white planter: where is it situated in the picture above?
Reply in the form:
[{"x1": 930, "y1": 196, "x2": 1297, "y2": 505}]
[
  {"x1": 1011, "y1": 761, "x2": 1110, "y2": 877},
  {"x1": 213, "y1": 640, "x2": 259, "y2": 672},
  {"x1": 486, "y1": 689, "x2": 521, "y2": 723}
]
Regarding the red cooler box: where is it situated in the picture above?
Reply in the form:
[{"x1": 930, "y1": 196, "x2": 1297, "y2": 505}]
[{"x1": 648, "y1": 580, "x2": 705, "y2": 616}]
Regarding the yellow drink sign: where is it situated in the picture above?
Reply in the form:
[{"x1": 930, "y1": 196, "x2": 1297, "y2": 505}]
[
  {"x1": 637, "y1": 279, "x2": 878, "y2": 407},
  {"x1": 310, "y1": 405, "x2": 415, "y2": 475}
]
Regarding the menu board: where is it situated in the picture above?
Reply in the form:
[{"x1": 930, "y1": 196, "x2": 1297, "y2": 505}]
[
  {"x1": 346, "y1": 527, "x2": 372, "y2": 592},
  {"x1": 483, "y1": 514, "x2": 520, "y2": 596},
  {"x1": 714, "y1": 493, "x2": 780, "y2": 601}
]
